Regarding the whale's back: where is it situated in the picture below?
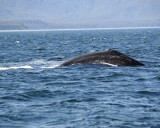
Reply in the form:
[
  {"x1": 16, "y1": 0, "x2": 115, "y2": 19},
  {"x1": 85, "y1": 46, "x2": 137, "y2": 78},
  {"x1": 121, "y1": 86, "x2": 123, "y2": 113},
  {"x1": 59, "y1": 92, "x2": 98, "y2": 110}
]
[{"x1": 60, "y1": 49, "x2": 144, "y2": 66}]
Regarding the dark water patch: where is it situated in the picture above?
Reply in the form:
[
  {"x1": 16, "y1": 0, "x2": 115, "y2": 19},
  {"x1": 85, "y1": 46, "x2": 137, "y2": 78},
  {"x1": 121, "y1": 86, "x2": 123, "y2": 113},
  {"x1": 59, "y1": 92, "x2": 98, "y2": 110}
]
[
  {"x1": 136, "y1": 78, "x2": 146, "y2": 81},
  {"x1": 23, "y1": 89, "x2": 53, "y2": 99},
  {"x1": 52, "y1": 90, "x2": 70, "y2": 96},
  {"x1": 128, "y1": 103, "x2": 153, "y2": 109},
  {"x1": 150, "y1": 107, "x2": 160, "y2": 112},
  {"x1": 0, "y1": 125, "x2": 23, "y2": 128},
  {"x1": 151, "y1": 125, "x2": 160, "y2": 128},
  {"x1": 154, "y1": 75, "x2": 160, "y2": 81},
  {"x1": 46, "y1": 81, "x2": 82, "y2": 86},
  {"x1": 137, "y1": 90, "x2": 160, "y2": 96},
  {"x1": 107, "y1": 102, "x2": 126, "y2": 108},
  {"x1": 0, "y1": 114, "x2": 24, "y2": 122},
  {"x1": 138, "y1": 116, "x2": 154, "y2": 122},
  {"x1": 82, "y1": 97, "x2": 97, "y2": 102},
  {"x1": 1, "y1": 93, "x2": 31, "y2": 101},
  {"x1": 65, "y1": 99, "x2": 81, "y2": 103},
  {"x1": 64, "y1": 98, "x2": 97, "y2": 103}
]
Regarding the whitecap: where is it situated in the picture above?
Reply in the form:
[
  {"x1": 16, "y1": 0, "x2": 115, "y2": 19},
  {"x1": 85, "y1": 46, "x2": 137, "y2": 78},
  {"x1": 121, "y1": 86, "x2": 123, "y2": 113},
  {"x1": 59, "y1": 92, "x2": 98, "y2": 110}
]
[
  {"x1": 0, "y1": 65, "x2": 33, "y2": 70},
  {"x1": 16, "y1": 40, "x2": 20, "y2": 43}
]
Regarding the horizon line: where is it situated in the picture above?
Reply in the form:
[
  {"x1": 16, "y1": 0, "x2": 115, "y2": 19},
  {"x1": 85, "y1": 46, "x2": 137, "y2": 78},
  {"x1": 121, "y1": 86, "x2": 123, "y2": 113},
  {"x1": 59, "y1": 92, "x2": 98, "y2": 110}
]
[{"x1": 0, "y1": 26, "x2": 160, "y2": 32}]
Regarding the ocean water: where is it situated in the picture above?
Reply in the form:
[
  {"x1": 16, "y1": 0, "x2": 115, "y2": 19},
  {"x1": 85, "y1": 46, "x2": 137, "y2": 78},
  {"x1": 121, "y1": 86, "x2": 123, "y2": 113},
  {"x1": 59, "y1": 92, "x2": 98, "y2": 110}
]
[{"x1": 0, "y1": 28, "x2": 160, "y2": 128}]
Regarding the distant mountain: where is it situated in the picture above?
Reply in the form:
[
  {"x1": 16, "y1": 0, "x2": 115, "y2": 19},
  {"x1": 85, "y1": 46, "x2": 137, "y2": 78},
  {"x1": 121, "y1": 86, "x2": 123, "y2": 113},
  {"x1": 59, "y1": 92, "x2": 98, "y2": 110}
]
[
  {"x1": 0, "y1": 0, "x2": 160, "y2": 29},
  {"x1": 0, "y1": 20, "x2": 53, "y2": 30},
  {"x1": 0, "y1": 20, "x2": 160, "y2": 30}
]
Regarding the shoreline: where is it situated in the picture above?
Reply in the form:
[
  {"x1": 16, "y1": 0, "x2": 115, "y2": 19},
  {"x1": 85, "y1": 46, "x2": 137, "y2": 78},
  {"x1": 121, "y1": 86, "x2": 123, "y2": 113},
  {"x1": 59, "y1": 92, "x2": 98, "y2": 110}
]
[{"x1": 0, "y1": 26, "x2": 160, "y2": 32}]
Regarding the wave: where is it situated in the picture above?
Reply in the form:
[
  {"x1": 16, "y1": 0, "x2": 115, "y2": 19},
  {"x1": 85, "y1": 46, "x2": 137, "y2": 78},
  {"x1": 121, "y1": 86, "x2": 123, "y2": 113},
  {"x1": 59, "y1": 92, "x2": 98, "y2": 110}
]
[{"x1": 0, "y1": 60, "x2": 62, "y2": 71}]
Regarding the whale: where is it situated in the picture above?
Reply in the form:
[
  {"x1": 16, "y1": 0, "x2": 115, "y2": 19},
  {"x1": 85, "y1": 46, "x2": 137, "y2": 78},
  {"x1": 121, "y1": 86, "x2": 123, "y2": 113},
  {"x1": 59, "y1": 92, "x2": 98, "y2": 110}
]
[{"x1": 60, "y1": 49, "x2": 144, "y2": 66}]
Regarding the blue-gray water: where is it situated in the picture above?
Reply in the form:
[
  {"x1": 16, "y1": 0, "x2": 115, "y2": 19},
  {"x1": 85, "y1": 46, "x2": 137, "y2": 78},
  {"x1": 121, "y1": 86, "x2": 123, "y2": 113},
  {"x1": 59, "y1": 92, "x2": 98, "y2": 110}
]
[{"x1": 0, "y1": 28, "x2": 160, "y2": 128}]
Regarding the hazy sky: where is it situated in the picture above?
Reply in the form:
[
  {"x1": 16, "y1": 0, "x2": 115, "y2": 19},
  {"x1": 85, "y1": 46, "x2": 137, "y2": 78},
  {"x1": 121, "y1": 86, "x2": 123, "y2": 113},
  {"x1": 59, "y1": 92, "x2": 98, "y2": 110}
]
[{"x1": 0, "y1": 0, "x2": 160, "y2": 27}]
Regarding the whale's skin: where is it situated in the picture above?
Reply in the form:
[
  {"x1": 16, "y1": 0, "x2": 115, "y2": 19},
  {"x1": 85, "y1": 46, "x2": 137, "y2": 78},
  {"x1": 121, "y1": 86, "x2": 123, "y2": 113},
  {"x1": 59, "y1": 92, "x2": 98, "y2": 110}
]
[{"x1": 60, "y1": 49, "x2": 144, "y2": 66}]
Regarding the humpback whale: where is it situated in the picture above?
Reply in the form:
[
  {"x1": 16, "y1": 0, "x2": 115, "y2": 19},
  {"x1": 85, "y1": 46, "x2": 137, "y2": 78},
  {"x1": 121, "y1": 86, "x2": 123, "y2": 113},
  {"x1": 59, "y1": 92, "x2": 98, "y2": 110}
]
[{"x1": 60, "y1": 49, "x2": 144, "y2": 66}]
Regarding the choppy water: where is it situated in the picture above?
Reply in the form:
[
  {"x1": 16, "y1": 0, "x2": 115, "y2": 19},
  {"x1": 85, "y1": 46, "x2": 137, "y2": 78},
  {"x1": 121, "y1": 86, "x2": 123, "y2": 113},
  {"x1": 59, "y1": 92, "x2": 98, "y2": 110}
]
[{"x1": 0, "y1": 28, "x2": 160, "y2": 128}]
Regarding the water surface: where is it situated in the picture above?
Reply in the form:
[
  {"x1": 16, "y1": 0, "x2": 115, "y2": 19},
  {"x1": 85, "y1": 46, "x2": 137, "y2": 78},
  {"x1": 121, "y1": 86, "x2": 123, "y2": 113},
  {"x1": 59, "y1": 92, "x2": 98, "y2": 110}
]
[{"x1": 0, "y1": 28, "x2": 160, "y2": 128}]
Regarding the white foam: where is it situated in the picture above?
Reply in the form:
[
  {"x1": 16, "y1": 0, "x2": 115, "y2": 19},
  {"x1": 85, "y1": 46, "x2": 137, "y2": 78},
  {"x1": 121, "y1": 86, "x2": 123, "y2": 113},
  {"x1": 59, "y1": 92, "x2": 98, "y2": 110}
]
[
  {"x1": 41, "y1": 64, "x2": 60, "y2": 69},
  {"x1": 0, "y1": 60, "x2": 62, "y2": 71},
  {"x1": 0, "y1": 65, "x2": 32, "y2": 70},
  {"x1": 29, "y1": 59, "x2": 46, "y2": 65}
]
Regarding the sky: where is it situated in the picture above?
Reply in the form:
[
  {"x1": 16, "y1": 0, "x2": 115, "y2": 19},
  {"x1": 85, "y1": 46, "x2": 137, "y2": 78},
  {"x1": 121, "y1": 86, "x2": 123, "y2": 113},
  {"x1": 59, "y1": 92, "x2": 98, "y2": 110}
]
[{"x1": 0, "y1": 0, "x2": 160, "y2": 28}]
